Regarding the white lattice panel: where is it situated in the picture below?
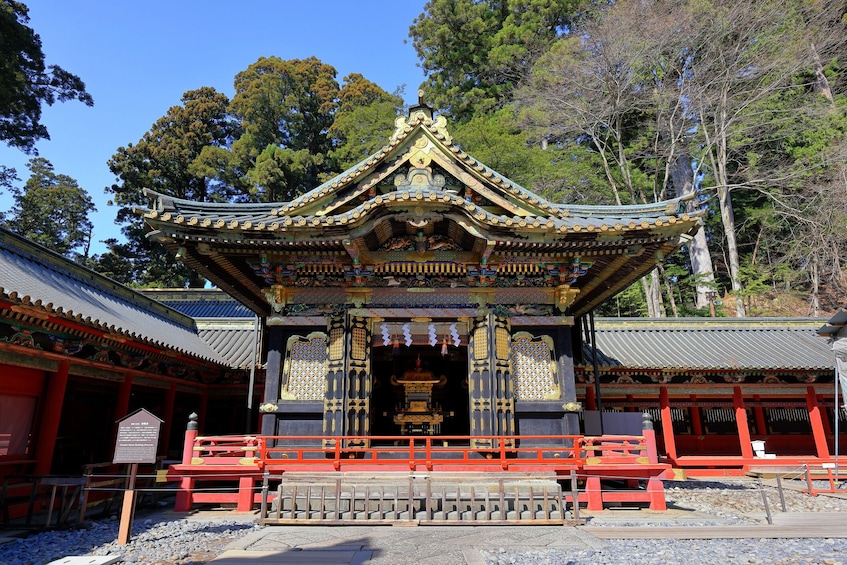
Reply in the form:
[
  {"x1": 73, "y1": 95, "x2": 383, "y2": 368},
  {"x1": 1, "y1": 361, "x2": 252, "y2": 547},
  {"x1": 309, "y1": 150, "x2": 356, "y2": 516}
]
[
  {"x1": 512, "y1": 336, "x2": 556, "y2": 400},
  {"x1": 288, "y1": 336, "x2": 327, "y2": 400}
]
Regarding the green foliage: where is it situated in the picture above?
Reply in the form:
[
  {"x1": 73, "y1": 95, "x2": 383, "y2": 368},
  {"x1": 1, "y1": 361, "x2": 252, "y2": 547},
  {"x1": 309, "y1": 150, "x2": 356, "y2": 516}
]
[
  {"x1": 91, "y1": 0, "x2": 847, "y2": 315},
  {"x1": 510, "y1": 0, "x2": 847, "y2": 315},
  {"x1": 105, "y1": 59, "x2": 401, "y2": 286},
  {"x1": 224, "y1": 56, "x2": 339, "y2": 201},
  {"x1": 2, "y1": 157, "x2": 94, "y2": 259},
  {"x1": 328, "y1": 75, "x2": 404, "y2": 171},
  {"x1": 107, "y1": 87, "x2": 235, "y2": 287},
  {"x1": 595, "y1": 282, "x2": 647, "y2": 317},
  {"x1": 0, "y1": 165, "x2": 16, "y2": 188},
  {"x1": 450, "y1": 106, "x2": 609, "y2": 202},
  {"x1": 83, "y1": 238, "x2": 136, "y2": 286},
  {"x1": 247, "y1": 145, "x2": 317, "y2": 202},
  {"x1": 0, "y1": 1, "x2": 92, "y2": 152},
  {"x1": 410, "y1": 0, "x2": 582, "y2": 122}
]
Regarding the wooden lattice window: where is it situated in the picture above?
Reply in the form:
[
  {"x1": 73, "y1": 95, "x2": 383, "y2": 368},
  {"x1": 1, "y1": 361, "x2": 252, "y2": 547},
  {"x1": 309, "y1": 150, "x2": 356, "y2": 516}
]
[
  {"x1": 511, "y1": 333, "x2": 559, "y2": 400},
  {"x1": 283, "y1": 333, "x2": 328, "y2": 400},
  {"x1": 473, "y1": 326, "x2": 488, "y2": 360},
  {"x1": 328, "y1": 327, "x2": 344, "y2": 361}
]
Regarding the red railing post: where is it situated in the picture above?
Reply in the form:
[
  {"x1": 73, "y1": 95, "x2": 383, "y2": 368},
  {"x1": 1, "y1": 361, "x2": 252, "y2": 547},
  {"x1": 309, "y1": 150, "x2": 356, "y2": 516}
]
[
  {"x1": 180, "y1": 413, "x2": 199, "y2": 465},
  {"x1": 256, "y1": 436, "x2": 266, "y2": 464},
  {"x1": 175, "y1": 413, "x2": 199, "y2": 512},
  {"x1": 333, "y1": 439, "x2": 341, "y2": 471},
  {"x1": 642, "y1": 412, "x2": 659, "y2": 464}
]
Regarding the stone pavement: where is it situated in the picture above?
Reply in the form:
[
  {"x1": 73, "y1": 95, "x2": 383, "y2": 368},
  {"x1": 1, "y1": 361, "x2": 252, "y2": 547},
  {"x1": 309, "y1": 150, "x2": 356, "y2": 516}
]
[
  {"x1": 211, "y1": 524, "x2": 607, "y2": 564},
  {"x1": 209, "y1": 508, "x2": 847, "y2": 564}
]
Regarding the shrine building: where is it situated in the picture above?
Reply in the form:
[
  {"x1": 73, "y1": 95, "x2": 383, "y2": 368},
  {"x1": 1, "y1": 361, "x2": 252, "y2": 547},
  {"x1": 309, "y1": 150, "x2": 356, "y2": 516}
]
[{"x1": 139, "y1": 102, "x2": 703, "y2": 449}]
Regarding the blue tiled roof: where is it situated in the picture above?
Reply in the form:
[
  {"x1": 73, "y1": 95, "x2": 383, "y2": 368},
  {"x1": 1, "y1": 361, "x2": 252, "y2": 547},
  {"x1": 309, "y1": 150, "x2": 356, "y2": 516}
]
[{"x1": 140, "y1": 289, "x2": 255, "y2": 318}]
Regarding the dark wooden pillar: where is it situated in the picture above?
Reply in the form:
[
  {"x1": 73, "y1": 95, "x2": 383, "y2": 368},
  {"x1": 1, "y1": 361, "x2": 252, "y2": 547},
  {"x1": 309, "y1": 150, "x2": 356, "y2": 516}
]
[
  {"x1": 323, "y1": 314, "x2": 347, "y2": 446},
  {"x1": 261, "y1": 325, "x2": 285, "y2": 436},
  {"x1": 556, "y1": 325, "x2": 579, "y2": 435},
  {"x1": 34, "y1": 360, "x2": 69, "y2": 474},
  {"x1": 344, "y1": 314, "x2": 372, "y2": 446},
  {"x1": 198, "y1": 391, "x2": 208, "y2": 435},
  {"x1": 116, "y1": 373, "x2": 132, "y2": 419}
]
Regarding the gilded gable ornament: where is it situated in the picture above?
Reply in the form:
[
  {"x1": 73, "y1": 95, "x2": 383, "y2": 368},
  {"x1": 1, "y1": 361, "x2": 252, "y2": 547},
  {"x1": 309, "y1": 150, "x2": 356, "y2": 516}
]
[
  {"x1": 264, "y1": 285, "x2": 294, "y2": 313},
  {"x1": 393, "y1": 167, "x2": 445, "y2": 191},
  {"x1": 555, "y1": 285, "x2": 580, "y2": 312}
]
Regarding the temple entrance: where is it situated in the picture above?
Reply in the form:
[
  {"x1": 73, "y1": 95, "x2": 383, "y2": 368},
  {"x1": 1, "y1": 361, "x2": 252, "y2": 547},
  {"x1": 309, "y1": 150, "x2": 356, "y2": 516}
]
[{"x1": 371, "y1": 344, "x2": 470, "y2": 438}]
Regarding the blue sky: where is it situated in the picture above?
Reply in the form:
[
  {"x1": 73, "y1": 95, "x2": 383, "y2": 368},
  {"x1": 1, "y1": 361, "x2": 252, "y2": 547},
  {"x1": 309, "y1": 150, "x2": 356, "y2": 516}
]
[{"x1": 0, "y1": 1, "x2": 428, "y2": 255}]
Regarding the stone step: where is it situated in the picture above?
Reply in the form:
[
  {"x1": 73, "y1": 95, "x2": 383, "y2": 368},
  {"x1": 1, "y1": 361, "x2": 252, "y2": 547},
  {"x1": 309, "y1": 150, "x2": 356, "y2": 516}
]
[{"x1": 263, "y1": 475, "x2": 573, "y2": 525}]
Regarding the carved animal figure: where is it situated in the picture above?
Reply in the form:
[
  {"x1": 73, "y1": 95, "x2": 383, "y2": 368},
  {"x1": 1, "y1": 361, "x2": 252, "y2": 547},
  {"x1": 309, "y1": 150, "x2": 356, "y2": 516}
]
[{"x1": 387, "y1": 238, "x2": 412, "y2": 251}]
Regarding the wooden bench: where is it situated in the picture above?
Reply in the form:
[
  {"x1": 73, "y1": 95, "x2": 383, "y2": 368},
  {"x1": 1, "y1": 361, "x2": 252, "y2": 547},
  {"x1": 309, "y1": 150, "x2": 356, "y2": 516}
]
[{"x1": 1, "y1": 474, "x2": 86, "y2": 527}]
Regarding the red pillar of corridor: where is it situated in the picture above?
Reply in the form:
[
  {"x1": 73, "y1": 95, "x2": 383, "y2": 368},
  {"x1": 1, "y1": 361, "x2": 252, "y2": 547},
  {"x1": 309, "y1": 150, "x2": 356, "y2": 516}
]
[
  {"x1": 34, "y1": 361, "x2": 70, "y2": 474},
  {"x1": 659, "y1": 386, "x2": 677, "y2": 461},
  {"x1": 734, "y1": 386, "x2": 754, "y2": 458},
  {"x1": 806, "y1": 386, "x2": 830, "y2": 458},
  {"x1": 110, "y1": 373, "x2": 133, "y2": 455},
  {"x1": 160, "y1": 382, "x2": 177, "y2": 457}
]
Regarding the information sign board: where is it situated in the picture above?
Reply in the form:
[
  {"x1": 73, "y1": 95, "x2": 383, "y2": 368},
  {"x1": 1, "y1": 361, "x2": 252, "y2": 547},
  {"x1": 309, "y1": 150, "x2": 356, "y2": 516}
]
[{"x1": 113, "y1": 408, "x2": 162, "y2": 464}]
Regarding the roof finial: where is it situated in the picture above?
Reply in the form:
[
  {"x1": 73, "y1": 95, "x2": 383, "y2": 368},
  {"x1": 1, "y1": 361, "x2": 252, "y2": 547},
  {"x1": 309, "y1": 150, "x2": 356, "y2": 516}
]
[{"x1": 418, "y1": 88, "x2": 425, "y2": 106}]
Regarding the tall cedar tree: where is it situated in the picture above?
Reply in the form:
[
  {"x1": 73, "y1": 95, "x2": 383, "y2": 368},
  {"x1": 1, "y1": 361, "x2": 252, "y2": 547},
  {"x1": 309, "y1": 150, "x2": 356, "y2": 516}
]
[
  {"x1": 409, "y1": 0, "x2": 582, "y2": 122},
  {"x1": 106, "y1": 87, "x2": 235, "y2": 287},
  {"x1": 3, "y1": 157, "x2": 95, "y2": 259},
  {"x1": 0, "y1": 1, "x2": 92, "y2": 152},
  {"x1": 106, "y1": 60, "x2": 400, "y2": 287}
]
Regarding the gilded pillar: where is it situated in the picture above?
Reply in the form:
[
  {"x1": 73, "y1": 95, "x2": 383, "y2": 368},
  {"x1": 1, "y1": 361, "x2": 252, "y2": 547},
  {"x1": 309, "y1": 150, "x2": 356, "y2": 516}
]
[
  {"x1": 323, "y1": 313, "x2": 347, "y2": 447},
  {"x1": 468, "y1": 313, "x2": 514, "y2": 449},
  {"x1": 344, "y1": 314, "x2": 372, "y2": 446}
]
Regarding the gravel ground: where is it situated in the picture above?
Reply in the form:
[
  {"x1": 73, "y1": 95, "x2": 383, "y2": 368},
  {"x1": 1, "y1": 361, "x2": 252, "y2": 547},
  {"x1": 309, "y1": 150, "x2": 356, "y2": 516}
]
[
  {"x1": 484, "y1": 478, "x2": 847, "y2": 565},
  {"x1": 0, "y1": 478, "x2": 845, "y2": 565},
  {"x1": 0, "y1": 507, "x2": 261, "y2": 565}
]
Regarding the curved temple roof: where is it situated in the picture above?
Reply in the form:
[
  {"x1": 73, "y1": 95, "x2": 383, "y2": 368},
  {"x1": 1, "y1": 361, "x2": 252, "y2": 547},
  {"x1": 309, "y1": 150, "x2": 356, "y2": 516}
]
[
  {"x1": 0, "y1": 228, "x2": 226, "y2": 365},
  {"x1": 588, "y1": 318, "x2": 834, "y2": 371},
  {"x1": 140, "y1": 106, "x2": 703, "y2": 317}
]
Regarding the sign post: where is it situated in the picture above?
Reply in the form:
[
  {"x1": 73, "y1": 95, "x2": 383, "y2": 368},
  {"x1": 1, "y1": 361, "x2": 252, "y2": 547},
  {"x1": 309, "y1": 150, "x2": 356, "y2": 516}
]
[{"x1": 113, "y1": 408, "x2": 162, "y2": 545}]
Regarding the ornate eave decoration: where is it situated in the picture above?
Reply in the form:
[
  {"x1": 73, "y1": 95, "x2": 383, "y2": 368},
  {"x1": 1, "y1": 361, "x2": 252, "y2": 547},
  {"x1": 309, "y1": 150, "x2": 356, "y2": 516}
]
[{"x1": 139, "y1": 104, "x2": 703, "y2": 317}]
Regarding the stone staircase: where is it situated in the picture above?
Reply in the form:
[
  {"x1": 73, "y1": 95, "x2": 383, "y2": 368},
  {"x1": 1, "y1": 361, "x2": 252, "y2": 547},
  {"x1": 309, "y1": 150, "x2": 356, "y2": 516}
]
[{"x1": 260, "y1": 471, "x2": 579, "y2": 525}]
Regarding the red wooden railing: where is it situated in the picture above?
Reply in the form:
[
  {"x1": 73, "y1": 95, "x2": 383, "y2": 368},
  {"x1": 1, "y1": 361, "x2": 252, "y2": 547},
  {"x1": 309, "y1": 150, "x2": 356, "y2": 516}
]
[
  {"x1": 165, "y1": 431, "x2": 672, "y2": 512},
  {"x1": 256, "y1": 435, "x2": 583, "y2": 472}
]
